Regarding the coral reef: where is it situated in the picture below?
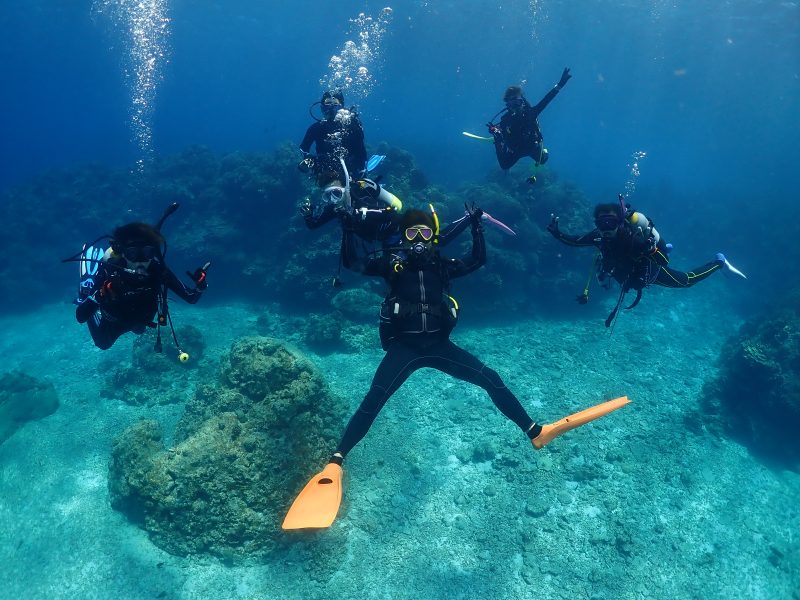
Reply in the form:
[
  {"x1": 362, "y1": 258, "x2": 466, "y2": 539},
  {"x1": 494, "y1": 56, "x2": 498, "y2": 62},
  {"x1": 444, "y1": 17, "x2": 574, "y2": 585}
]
[
  {"x1": 102, "y1": 325, "x2": 206, "y2": 406},
  {"x1": 701, "y1": 289, "x2": 800, "y2": 465},
  {"x1": 108, "y1": 336, "x2": 345, "y2": 559},
  {"x1": 0, "y1": 371, "x2": 59, "y2": 444},
  {"x1": 3, "y1": 141, "x2": 595, "y2": 320}
]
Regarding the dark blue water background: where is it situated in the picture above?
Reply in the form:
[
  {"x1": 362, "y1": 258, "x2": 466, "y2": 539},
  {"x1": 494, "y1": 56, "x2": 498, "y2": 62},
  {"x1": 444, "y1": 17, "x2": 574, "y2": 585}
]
[{"x1": 1, "y1": 0, "x2": 798, "y2": 291}]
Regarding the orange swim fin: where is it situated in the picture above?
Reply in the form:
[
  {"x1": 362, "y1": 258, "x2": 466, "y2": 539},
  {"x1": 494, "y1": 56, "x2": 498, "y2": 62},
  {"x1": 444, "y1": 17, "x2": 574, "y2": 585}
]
[
  {"x1": 282, "y1": 463, "x2": 343, "y2": 530},
  {"x1": 532, "y1": 395, "x2": 631, "y2": 449}
]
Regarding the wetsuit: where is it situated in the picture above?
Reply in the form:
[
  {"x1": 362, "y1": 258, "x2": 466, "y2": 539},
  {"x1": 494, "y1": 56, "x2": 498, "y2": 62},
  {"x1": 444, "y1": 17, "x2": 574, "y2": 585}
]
[
  {"x1": 299, "y1": 113, "x2": 367, "y2": 177},
  {"x1": 76, "y1": 255, "x2": 202, "y2": 350},
  {"x1": 551, "y1": 225, "x2": 722, "y2": 291},
  {"x1": 333, "y1": 218, "x2": 538, "y2": 459},
  {"x1": 492, "y1": 88, "x2": 560, "y2": 170}
]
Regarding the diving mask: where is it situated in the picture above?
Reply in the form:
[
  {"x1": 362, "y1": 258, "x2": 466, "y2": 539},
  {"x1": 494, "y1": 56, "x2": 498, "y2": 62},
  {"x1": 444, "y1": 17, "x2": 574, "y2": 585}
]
[
  {"x1": 404, "y1": 226, "x2": 434, "y2": 242},
  {"x1": 594, "y1": 214, "x2": 621, "y2": 234},
  {"x1": 122, "y1": 245, "x2": 157, "y2": 262},
  {"x1": 322, "y1": 186, "x2": 346, "y2": 204}
]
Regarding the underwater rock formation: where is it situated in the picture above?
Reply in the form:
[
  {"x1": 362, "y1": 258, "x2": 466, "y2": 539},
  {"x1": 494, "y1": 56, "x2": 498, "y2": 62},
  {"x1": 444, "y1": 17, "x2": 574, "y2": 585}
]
[
  {"x1": 702, "y1": 291, "x2": 800, "y2": 465},
  {"x1": 0, "y1": 371, "x2": 59, "y2": 444},
  {"x1": 108, "y1": 336, "x2": 345, "y2": 559},
  {"x1": 102, "y1": 325, "x2": 206, "y2": 406}
]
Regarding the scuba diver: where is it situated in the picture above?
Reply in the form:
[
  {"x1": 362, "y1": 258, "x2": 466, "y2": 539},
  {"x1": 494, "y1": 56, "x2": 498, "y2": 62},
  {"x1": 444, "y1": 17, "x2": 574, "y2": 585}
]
[
  {"x1": 282, "y1": 205, "x2": 631, "y2": 530},
  {"x1": 301, "y1": 163, "x2": 403, "y2": 245},
  {"x1": 64, "y1": 203, "x2": 210, "y2": 351},
  {"x1": 548, "y1": 197, "x2": 747, "y2": 327},
  {"x1": 487, "y1": 67, "x2": 572, "y2": 182},
  {"x1": 299, "y1": 90, "x2": 368, "y2": 180}
]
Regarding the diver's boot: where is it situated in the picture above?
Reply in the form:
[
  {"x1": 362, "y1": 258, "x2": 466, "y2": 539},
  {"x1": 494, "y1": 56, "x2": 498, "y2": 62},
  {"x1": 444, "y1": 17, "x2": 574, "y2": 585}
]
[
  {"x1": 531, "y1": 396, "x2": 631, "y2": 449},
  {"x1": 716, "y1": 253, "x2": 747, "y2": 279}
]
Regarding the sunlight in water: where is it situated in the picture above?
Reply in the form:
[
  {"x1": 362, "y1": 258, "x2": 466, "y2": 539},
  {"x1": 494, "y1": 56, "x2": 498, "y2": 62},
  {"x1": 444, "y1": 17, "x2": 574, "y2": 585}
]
[
  {"x1": 321, "y1": 7, "x2": 393, "y2": 102},
  {"x1": 624, "y1": 150, "x2": 647, "y2": 198},
  {"x1": 93, "y1": 0, "x2": 170, "y2": 173}
]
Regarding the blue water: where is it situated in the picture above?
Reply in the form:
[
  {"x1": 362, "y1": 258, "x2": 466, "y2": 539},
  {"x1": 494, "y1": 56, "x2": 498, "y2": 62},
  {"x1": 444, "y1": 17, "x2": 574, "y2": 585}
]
[{"x1": 1, "y1": 1, "x2": 799, "y2": 598}]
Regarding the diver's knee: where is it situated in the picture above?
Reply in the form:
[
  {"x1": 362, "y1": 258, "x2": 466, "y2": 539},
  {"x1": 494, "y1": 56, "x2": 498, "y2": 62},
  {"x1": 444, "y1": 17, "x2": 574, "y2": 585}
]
[{"x1": 479, "y1": 366, "x2": 506, "y2": 389}]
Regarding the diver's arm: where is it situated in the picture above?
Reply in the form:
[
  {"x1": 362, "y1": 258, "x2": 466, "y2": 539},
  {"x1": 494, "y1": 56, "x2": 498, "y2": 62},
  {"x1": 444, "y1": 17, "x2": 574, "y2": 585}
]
[
  {"x1": 531, "y1": 87, "x2": 560, "y2": 116},
  {"x1": 532, "y1": 68, "x2": 570, "y2": 115},
  {"x1": 438, "y1": 214, "x2": 470, "y2": 246},
  {"x1": 552, "y1": 229, "x2": 598, "y2": 247},
  {"x1": 299, "y1": 123, "x2": 318, "y2": 154},
  {"x1": 448, "y1": 220, "x2": 486, "y2": 278},
  {"x1": 303, "y1": 203, "x2": 338, "y2": 229},
  {"x1": 548, "y1": 215, "x2": 597, "y2": 247},
  {"x1": 163, "y1": 267, "x2": 203, "y2": 304}
]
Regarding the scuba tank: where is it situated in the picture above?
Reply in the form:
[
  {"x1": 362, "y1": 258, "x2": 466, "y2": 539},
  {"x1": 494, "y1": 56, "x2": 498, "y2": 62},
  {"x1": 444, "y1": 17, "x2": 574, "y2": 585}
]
[
  {"x1": 618, "y1": 193, "x2": 661, "y2": 247},
  {"x1": 627, "y1": 211, "x2": 661, "y2": 246}
]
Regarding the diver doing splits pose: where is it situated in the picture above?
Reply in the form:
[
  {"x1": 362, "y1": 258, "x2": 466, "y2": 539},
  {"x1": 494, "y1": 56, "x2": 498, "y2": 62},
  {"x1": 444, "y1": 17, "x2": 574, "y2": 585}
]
[
  {"x1": 283, "y1": 206, "x2": 631, "y2": 530},
  {"x1": 488, "y1": 67, "x2": 572, "y2": 182},
  {"x1": 66, "y1": 204, "x2": 209, "y2": 352},
  {"x1": 548, "y1": 197, "x2": 746, "y2": 327}
]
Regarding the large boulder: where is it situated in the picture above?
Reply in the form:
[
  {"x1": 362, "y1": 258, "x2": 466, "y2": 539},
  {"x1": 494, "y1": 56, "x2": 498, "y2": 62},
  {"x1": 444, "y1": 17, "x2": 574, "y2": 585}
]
[
  {"x1": 701, "y1": 291, "x2": 800, "y2": 465},
  {"x1": 108, "y1": 336, "x2": 345, "y2": 559}
]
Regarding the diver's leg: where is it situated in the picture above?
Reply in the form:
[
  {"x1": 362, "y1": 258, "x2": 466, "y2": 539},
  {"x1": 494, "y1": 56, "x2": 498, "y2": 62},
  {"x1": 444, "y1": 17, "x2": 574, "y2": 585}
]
[
  {"x1": 654, "y1": 261, "x2": 722, "y2": 289},
  {"x1": 76, "y1": 297, "x2": 99, "y2": 324},
  {"x1": 495, "y1": 143, "x2": 519, "y2": 170},
  {"x1": 333, "y1": 341, "x2": 423, "y2": 460},
  {"x1": 86, "y1": 311, "x2": 128, "y2": 350},
  {"x1": 533, "y1": 142, "x2": 549, "y2": 165}
]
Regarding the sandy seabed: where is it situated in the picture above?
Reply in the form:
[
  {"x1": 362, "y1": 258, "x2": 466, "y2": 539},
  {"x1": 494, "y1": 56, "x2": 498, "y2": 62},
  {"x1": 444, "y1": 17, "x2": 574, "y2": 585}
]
[{"x1": 1, "y1": 284, "x2": 797, "y2": 600}]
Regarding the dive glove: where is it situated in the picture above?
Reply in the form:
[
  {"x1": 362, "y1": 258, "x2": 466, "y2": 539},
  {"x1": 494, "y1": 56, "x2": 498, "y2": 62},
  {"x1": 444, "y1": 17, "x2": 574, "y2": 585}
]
[
  {"x1": 188, "y1": 262, "x2": 211, "y2": 291},
  {"x1": 557, "y1": 67, "x2": 571, "y2": 89}
]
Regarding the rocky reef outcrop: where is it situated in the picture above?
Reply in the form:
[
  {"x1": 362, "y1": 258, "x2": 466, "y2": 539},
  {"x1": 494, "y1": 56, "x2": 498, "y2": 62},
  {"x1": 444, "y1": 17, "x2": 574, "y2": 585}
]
[
  {"x1": 108, "y1": 336, "x2": 345, "y2": 559},
  {"x1": 701, "y1": 290, "x2": 800, "y2": 466}
]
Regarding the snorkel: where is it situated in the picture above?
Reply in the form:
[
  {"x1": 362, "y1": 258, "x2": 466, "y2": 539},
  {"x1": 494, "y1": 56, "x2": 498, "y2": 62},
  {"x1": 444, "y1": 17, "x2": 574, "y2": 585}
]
[
  {"x1": 153, "y1": 201, "x2": 179, "y2": 259},
  {"x1": 339, "y1": 157, "x2": 352, "y2": 211},
  {"x1": 618, "y1": 194, "x2": 628, "y2": 219},
  {"x1": 429, "y1": 203, "x2": 440, "y2": 244}
]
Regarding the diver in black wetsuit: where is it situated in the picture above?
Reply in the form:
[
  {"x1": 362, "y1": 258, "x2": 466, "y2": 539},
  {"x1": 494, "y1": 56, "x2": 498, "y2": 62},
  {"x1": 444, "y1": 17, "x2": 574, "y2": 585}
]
[
  {"x1": 283, "y1": 207, "x2": 634, "y2": 528},
  {"x1": 548, "y1": 200, "x2": 746, "y2": 326},
  {"x1": 488, "y1": 68, "x2": 571, "y2": 177},
  {"x1": 301, "y1": 168, "x2": 403, "y2": 245},
  {"x1": 72, "y1": 218, "x2": 209, "y2": 350},
  {"x1": 328, "y1": 206, "x2": 545, "y2": 464},
  {"x1": 299, "y1": 90, "x2": 368, "y2": 179}
]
